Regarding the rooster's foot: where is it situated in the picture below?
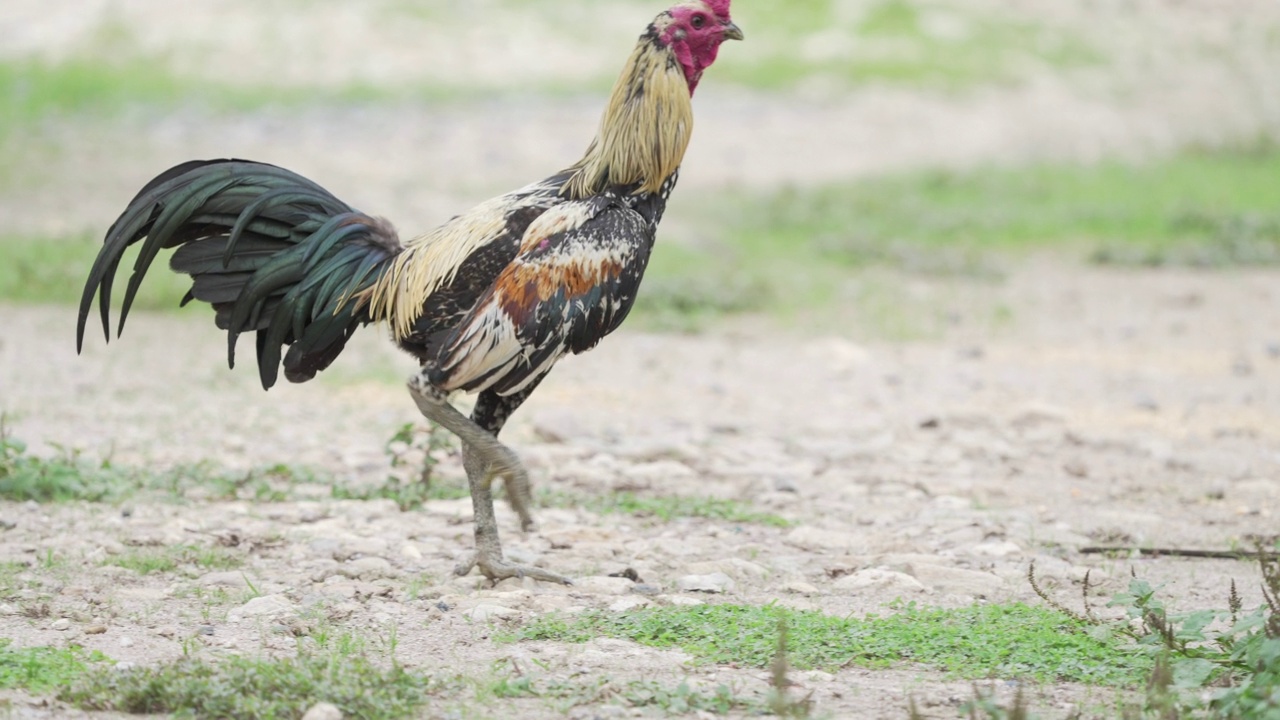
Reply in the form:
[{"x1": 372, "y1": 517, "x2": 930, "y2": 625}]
[{"x1": 454, "y1": 551, "x2": 572, "y2": 585}]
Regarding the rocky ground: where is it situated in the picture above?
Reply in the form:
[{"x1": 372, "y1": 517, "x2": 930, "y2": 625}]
[{"x1": 2, "y1": 260, "x2": 1279, "y2": 718}]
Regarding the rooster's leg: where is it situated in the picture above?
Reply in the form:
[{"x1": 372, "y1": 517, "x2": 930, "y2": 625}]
[{"x1": 406, "y1": 374, "x2": 570, "y2": 585}]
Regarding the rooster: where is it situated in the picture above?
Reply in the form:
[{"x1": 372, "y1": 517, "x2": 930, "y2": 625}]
[{"x1": 76, "y1": 1, "x2": 742, "y2": 585}]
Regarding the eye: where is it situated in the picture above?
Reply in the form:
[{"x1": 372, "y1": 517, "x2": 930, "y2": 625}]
[{"x1": 690, "y1": 14, "x2": 706, "y2": 29}]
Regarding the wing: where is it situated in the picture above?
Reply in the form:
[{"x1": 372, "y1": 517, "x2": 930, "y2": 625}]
[{"x1": 431, "y1": 196, "x2": 652, "y2": 396}]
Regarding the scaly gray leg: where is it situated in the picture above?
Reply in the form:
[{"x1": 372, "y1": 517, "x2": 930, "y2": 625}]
[{"x1": 406, "y1": 373, "x2": 570, "y2": 585}]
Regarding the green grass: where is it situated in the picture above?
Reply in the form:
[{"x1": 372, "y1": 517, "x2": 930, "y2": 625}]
[
  {"x1": 0, "y1": 425, "x2": 137, "y2": 503},
  {"x1": 720, "y1": 0, "x2": 1099, "y2": 91},
  {"x1": 509, "y1": 602, "x2": 1151, "y2": 685},
  {"x1": 0, "y1": 233, "x2": 194, "y2": 312},
  {"x1": 633, "y1": 143, "x2": 1280, "y2": 328},
  {"x1": 541, "y1": 489, "x2": 793, "y2": 528},
  {"x1": 62, "y1": 650, "x2": 436, "y2": 719},
  {"x1": 104, "y1": 544, "x2": 243, "y2": 576},
  {"x1": 0, "y1": 641, "x2": 109, "y2": 695}
]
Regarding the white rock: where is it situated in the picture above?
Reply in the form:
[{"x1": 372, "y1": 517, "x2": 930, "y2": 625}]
[
  {"x1": 51, "y1": 618, "x2": 71, "y2": 631},
  {"x1": 301, "y1": 702, "x2": 344, "y2": 720},
  {"x1": 118, "y1": 637, "x2": 134, "y2": 648},
  {"x1": 199, "y1": 571, "x2": 252, "y2": 588},
  {"x1": 969, "y1": 540, "x2": 1022, "y2": 558},
  {"x1": 905, "y1": 564, "x2": 1004, "y2": 597},
  {"x1": 667, "y1": 596, "x2": 705, "y2": 607},
  {"x1": 465, "y1": 604, "x2": 517, "y2": 622},
  {"x1": 229, "y1": 594, "x2": 295, "y2": 621},
  {"x1": 832, "y1": 568, "x2": 926, "y2": 593},
  {"x1": 780, "y1": 581, "x2": 819, "y2": 595},
  {"x1": 341, "y1": 557, "x2": 397, "y2": 580},
  {"x1": 400, "y1": 544, "x2": 423, "y2": 561},
  {"x1": 785, "y1": 526, "x2": 863, "y2": 552},
  {"x1": 573, "y1": 576, "x2": 634, "y2": 596},
  {"x1": 608, "y1": 597, "x2": 651, "y2": 613},
  {"x1": 675, "y1": 573, "x2": 735, "y2": 594}
]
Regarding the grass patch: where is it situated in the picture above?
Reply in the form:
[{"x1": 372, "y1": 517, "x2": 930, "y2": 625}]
[
  {"x1": 720, "y1": 0, "x2": 1099, "y2": 91},
  {"x1": 0, "y1": 422, "x2": 137, "y2": 503},
  {"x1": 61, "y1": 649, "x2": 436, "y2": 719},
  {"x1": 473, "y1": 664, "x2": 769, "y2": 715},
  {"x1": 1032, "y1": 553, "x2": 1280, "y2": 718},
  {"x1": 509, "y1": 602, "x2": 1149, "y2": 685},
  {"x1": 104, "y1": 544, "x2": 242, "y2": 576},
  {"x1": 0, "y1": 233, "x2": 195, "y2": 311},
  {"x1": 0, "y1": 641, "x2": 110, "y2": 695},
  {"x1": 635, "y1": 143, "x2": 1280, "y2": 327},
  {"x1": 541, "y1": 489, "x2": 793, "y2": 528}
]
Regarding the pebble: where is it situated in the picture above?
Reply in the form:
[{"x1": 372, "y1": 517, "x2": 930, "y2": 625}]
[
  {"x1": 85, "y1": 624, "x2": 108, "y2": 635},
  {"x1": 229, "y1": 594, "x2": 295, "y2": 621},
  {"x1": 51, "y1": 618, "x2": 71, "y2": 631},
  {"x1": 969, "y1": 540, "x2": 1023, "y2": 558},
  {"x1": 465, "y1": 604, "x2": 517, "y2": 622},
  {"x1": 608, "y1": 597, "x2": 650, "y2": 612},
  {"x1": 785, "y1": 526, "x2": 863, "y2": 552},
  {"x1": 301, "y1": 702, "x2": 344, "y2": 720},
  {"x1": 832, "y1": 568, "x2": 926, "y2": 593},
  {"x1": 573, "y1": 576, "x2": 635, "y2": 596},
  {"x1": 119, "y1": 637, "x2": 134, "y2": 648},
  {"x1": 780, "y1": 581, "x2": 819, "y2": 595},
  {"x1": 340, "y1": 557, "x2": 397, "y2": 581},
  {"x1": 667, "y1": 596, "x2": 705, "y2": 607},
  {"x1": 199, "y1": 570, "x2": 253, "y2": 588},
  {"x1": 904, "y1": 564, "x2": 1004, "y2": 597},
  {"x1": 674, "y1": 573, "x2": 735, "y2": 594}
]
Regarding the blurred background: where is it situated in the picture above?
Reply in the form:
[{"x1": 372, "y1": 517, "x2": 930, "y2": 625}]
[{"x1": 3, "y1": 0, "x2": 1279, "y2": 336}]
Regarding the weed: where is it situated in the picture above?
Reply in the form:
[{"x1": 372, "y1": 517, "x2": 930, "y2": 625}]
[
  {"x1": 61, "y1": 651, "x2": 437, "y2": 719},
  {"x1": 105, "y1": 544, "x2": 242, "y2": 576},
  {"x1": 0, "y1": 421, "x2": 135, "y2": 503},
  {"x1": 540, "y1": 489, "x2": 793, "y2": 527},
  {"x1": 509, "y1": 602, "x2": 1147, "y2": 684},
  {"x1": 1029, "y1": 551, "x2": 1280, "y2": 718},
  {"x1": 0, "y1": 641, "x2": 109, "y2": 695},
  {"x1": 331, "y1": 421, "x2": 464, "y2": 510}
]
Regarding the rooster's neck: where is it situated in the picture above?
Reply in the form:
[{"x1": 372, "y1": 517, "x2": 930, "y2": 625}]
[{"x1": 561, "y1": 34, "x2": 694, "y2": 201}]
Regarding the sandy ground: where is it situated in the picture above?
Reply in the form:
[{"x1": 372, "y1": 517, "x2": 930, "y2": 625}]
[{"x1": 1, "y1": 1, "x2": 1280, "y2": 718}]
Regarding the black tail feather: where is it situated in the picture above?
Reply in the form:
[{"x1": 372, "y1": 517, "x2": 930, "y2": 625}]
[{"x1": 78, "y1": 159, "x2": 403, "y2": 389}]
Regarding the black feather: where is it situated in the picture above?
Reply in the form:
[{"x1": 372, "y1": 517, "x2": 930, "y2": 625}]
[{"x1": 78, "y1": 159, "x2": 404, "y2": 389}]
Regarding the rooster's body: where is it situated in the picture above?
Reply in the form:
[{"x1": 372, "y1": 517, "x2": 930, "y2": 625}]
[{"x1": 77, "y1": 1, "x2": 741, "y2": 584}]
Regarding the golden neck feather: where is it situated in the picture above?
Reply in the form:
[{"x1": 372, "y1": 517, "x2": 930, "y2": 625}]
[{"x1": 561, "y1": 37, "x2": 693, "y2": 200}]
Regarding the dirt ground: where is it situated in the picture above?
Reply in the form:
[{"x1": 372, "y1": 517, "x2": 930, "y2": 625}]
[{"x1": 2, "y1": 1, "x2": 1280, "y2": 718}]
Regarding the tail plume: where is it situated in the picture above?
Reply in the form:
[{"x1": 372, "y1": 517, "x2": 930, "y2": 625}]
[{"x1": 77, "y1": 159, "x2": 403, "y2": 388}]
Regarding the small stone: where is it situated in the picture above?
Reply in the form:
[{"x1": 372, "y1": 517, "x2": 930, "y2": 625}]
[
  {"x1": 229, "y1": 594, "x2": 295, "y2": 621},
  {"x1": 786, "y1": 526, "x2": 862, "y2": 552},
  {"x1": 114, "y1": 661, "x2": 136, "y2": 672},
  {"x1": 969, "y1": 540, "x2": 1022, "y2": 558},
  {"x1": 667, "y1": 596, "x2": 705, "y2": 607},
  {"x1": 199, "y1": 571, "x2": 252, "y2": 588},
  {"x1": 301, "y1": 702, "x2": 344, "y2": 720},
  {"x1": 341, "y1": 557, "x2": 397, "y2": 581},
  {"x1": 465, "y1": 604, "x2": 517, "y2": 622},
  {"x1": 1062, "y1": 460, "x2": 1089, "y2": 478},
  {"x1": 832, "y1": 568, "x2": 926, "y2": 593},
  {"x1": 574, "y1": 576, "x2": 635, "y2": 596},
  {"x1": 51, "y1": 618, "x2": 71, "y2": 631},
  {"x1": 609, "y1": 597, "x2": 650, "y2": 612},
  {"x1": 85, "y1": 624, "x2": 108, "y2": 635},
  {"x1": 118, "y1": 637, "x2": 134, "y2": 648},
  {"x1": 905, "y1": 564, "x2": 1004, "y2": 597},
  {"x1": 198, "y1": 625, "x2": 215, "y2": 636},
  {"x1": 400, "y1": 544, "x2": 423, "y2": 561},
  {"x1": 780, "y1": 581, "x2": 819, "y2": 595},
  {"x1": 631, "y1": 583, "x2": 662, "y2": 596},
  {"x1": 675, "y1": 573, "x2": 735, "y2": 594}
]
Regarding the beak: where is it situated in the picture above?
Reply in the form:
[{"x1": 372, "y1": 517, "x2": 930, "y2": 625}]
[{"x1": 722, "y1": 21, "x2": 744, "y2": 41}]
